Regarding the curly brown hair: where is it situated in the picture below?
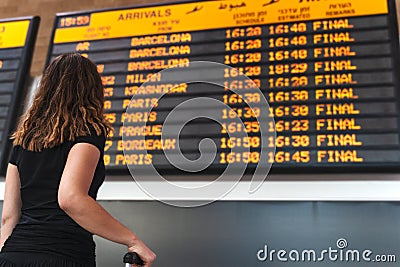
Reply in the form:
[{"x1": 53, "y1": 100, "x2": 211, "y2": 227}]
[{"x1": 12, "y1": 53, "x2": 112, "y2": 151}]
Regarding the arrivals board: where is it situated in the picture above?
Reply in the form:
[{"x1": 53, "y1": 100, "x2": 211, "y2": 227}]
[
  {"x1": 47, "y1": 0, "x2": 400, "y2": 174},
  {"x1": 0, "y1": 17, "x2": 39, "y2": 175}
]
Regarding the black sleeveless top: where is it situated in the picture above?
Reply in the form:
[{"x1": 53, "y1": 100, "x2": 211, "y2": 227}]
[{"x1": 1, "y1": 132, "x2": 106, "y2": 265}]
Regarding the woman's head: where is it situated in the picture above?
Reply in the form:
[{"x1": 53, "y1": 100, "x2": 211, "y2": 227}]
[{"x1": 12, "y1": 53, "x2": 112, "y2": 151}]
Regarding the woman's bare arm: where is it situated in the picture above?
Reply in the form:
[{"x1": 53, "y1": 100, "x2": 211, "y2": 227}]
[
  {"x1": 0, "y1": 164, "x2": 22, "y2": 250},
  {"x1": 58, "y1": 143, "x2": 156, "y2": 266}
]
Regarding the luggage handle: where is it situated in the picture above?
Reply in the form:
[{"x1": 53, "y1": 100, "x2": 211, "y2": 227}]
[{"x1": 123, "y1": 252, "x2": 144, "y2": 266}]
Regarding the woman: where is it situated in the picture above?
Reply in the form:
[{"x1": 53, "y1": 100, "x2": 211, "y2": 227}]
[{"x1": 0, "y1": 53, "x2": 156, "y2": 266}]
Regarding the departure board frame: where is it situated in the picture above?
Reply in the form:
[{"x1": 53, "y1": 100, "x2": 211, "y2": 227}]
[
  {"x1": 46, "y1": 0, "x2": 400, "y2": 177},
  {"x1": 0, "y1": 16, "x2": 40, "y2": 175}
]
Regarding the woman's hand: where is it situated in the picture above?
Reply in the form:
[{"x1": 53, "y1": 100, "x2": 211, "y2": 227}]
[{"x1": 128, "y1": 239, "x2": 156, "y2": 267}]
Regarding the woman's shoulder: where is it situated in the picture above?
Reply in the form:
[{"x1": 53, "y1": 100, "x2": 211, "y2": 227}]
[
  {"x1": 9, "y1": 144, "x2": 22, "y2": 165},
  {"x1": 73, "y1": 127, "x2": 106, "y2": 153}
]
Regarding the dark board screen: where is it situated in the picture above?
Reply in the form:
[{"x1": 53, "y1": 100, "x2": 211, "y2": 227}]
[
  {"x1": 46, "y1": 0, "x2": 400, "y2": 175},
  {"x1": 0, "y1": 17, "x2": 39, "y2": 175}
]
